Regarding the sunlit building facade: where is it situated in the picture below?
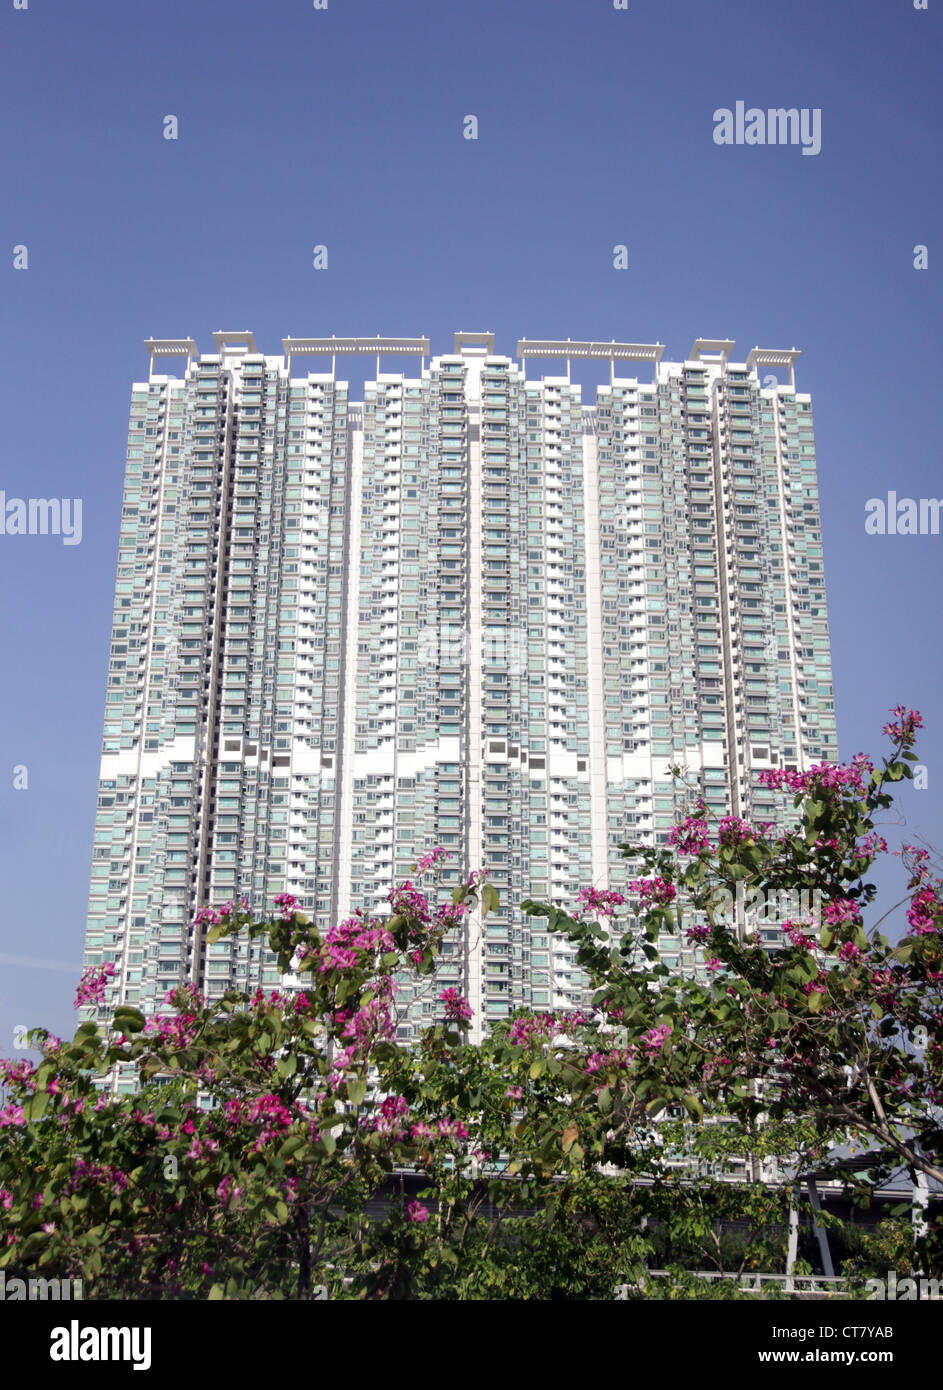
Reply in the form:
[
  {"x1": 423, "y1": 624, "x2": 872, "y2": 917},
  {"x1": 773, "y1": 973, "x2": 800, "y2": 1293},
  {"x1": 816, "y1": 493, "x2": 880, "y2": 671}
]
[{"x1": 81, "y1": 332, "x2": 836, "y2": 1055}]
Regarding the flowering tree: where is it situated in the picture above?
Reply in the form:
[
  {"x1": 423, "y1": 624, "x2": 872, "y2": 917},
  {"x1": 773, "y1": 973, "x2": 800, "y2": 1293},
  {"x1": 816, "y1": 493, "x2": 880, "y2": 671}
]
[
  {"x1": 520, "y1": 707, "x2": 943, "y2": 1273},
  {"x1": 0, "y1": 867, "x2": 503, "y2": 1298},
  {"x1": 0, "y1": 709, "x2": 939, "y2": 1296}
]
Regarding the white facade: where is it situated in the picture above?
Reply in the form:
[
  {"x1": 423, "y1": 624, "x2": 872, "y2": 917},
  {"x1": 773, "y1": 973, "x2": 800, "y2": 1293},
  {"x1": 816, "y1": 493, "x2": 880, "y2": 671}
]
[{"x1": 82, "y1": 333, "x2": 837, "y2": 1048}]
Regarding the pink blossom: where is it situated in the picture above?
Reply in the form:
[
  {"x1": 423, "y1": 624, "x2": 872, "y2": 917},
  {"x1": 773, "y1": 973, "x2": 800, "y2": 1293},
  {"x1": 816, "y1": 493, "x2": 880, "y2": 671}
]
[
  {"x1": 388, "y1": 881, "x2": 431, "y2": 923},
  {"x1": 824, "y1": 899, "x2": 861, "y2": 928},
  {"x1": 784, "y1": 920, "x2": 816, "y2": 951},
  {"x1": 585, "y1": 1046, "x2": 635, "y2": 1075},
  {"x1": 717, "y1": 815, "x2": 753, "y2": 845},
  {"x1": 407, "y1": 1201, "x2": 429, "y2": 1223},
  {"x1": 641, "y1": 1023, "x2": 672, "y2": 1054},
  {"x1": 667, "y1": 809, "x2": 712, "y2": 856},
  {"x1": 0, "y1": 1058, "x2": 35, "y2": 1087},
  {"x1": 435, "y1": 902, "x2": 467, "y2": 928},
  {"x1": 216, "y1": 1176, "x2": 243, "y2": 1205},
  {"x1": 896, "y1": 844, "x2": 932, "y2": 883},
  {"x1": 74, "y1": 961, "x2": 117, "y2": 1009},
  {"x1": 882, "y1": 705, "x2": 923, "y2": 748},
  {"x1": 756, "y1": 758, "x2": 872, "y2": 797},
  {"x1": 436, "y1": 1118, "x2": 469, "y2": 1140},
  {"x1": 907, "y1": 887, "x2": 941, "y2": 936},
  {"x1": 507, "y1": 1010, "x2": 590, "y2": 1047},
  {"x1": 439, "y1": 988, "x2": 473, "y2": 1024},
  {"x1": 576, "y1": 886, "x2": 626, "y2": 918},
  {"x1": 145, "y1": 1009, "x2": 200, "y2": 1050},
  {"x1": 415, "y1": 846, "x2": 451, "y2": 875},
  {"x1": 627, "y1": 878, "x2": 676, "y2": 909}
]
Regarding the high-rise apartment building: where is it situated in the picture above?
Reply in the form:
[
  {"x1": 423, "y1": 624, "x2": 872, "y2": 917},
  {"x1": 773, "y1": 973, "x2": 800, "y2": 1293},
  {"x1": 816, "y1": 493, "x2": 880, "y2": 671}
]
[{"x1": 82, "y1": 331, "x2": 836, "y2": 1058}]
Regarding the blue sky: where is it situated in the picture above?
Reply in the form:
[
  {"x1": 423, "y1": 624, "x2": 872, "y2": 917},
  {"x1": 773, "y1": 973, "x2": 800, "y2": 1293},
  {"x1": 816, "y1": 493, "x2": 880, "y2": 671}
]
[{"x1": 0, "y1": 0, "x2": 940, "y2": 1047}]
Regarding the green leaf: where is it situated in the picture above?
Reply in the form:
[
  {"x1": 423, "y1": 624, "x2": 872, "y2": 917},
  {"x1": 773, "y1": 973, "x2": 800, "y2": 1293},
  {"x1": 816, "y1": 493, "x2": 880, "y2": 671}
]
[
  {"x1": 598, "y1": 1086, "x2": 612, "y2": 1116},
  {"x1": 682, "y1": 1095, "x2": 704, "y2": 1122},
  {"x1": 561, "y1": 1122, "x2": 579, "y2": 1153},
  {"x1": 26, "y1": 1090, "x2": 50, "y2": 1121},
  {"x1": 34, "y1": 1061, "x2": 56, "y2": 1092},
  {"x1": 277, "y1": 1133, "x2": 306, "y2": 1161},
  {"x1": 276, "y1": 1054, "x2": 298, "y2": 1078},
  {"x1": 347, "y1": 1079, "x2": 367, "y2": 1106}
]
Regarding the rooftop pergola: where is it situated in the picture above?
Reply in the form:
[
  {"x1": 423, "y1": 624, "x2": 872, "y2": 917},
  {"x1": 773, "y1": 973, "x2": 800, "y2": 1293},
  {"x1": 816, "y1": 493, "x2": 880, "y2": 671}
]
[
  {"x1": 144, "y1": 337, "x2": 199, "y2": 379},
  {"x1": 516, "y1": 338, "x2": 665, "y2": 383},
  {"x1": 142, "y1": 335, "x2": 805, "y2": 387},
  {"x1": 283, "y1": 335, "x2": 431, "y2": 373},
  {"x1": 746, "y1": 346, "x2": 802, "y2": 388}
]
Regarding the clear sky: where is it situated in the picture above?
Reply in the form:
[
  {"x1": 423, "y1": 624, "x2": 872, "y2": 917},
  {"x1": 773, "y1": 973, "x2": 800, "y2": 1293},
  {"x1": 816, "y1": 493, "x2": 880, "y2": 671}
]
[{"x1": 0, "y1": 0, "x2": 940, "y2": 1049}]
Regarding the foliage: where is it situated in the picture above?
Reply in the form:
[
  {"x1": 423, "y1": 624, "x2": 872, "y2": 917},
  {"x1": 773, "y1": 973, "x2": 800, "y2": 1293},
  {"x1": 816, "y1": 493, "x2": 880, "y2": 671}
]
[{"x1": 0, "y1": 711, "x2": 939, "y2": 1298}]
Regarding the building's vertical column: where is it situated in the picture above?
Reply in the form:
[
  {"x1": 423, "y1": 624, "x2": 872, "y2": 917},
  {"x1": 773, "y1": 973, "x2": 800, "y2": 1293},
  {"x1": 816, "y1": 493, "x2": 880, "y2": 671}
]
[
  {"x1": 191, "y1": 358, "x2": 236, "y2": 988},
  {"x1": 708, "y1": 362, "x2": 741, "y2": 817},
  {"x1": 465, "y1": 352, "x2": 485, "y2": 1043},
  {"x1": 581, "y1": 409, "x2": 610, "y2": 893},
  {"x1": 771, "y1": 388, "x2": 837, "y2": 770},
  {"x1": 337, "y1": 394, "x2": 363, "y2": 920}
]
